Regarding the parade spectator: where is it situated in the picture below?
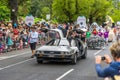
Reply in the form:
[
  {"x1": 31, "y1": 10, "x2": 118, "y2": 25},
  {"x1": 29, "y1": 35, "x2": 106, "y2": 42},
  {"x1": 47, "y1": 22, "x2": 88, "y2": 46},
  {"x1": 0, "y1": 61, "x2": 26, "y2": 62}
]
[
  {"x1": 104, "y1": 28, "x2": 109, "y2": 46},
  {"x1": 95, "y1": 41, "x2": 120, "y2": 80},
  {"x1": 13, "y1": 27, "x2": 19, "y2": 39},
  {"x1": 116, "y1": 26, "x2": 120, "y2": 41},
  {"x1": 66, "y1": 26, "x2": 73, "y2": 39},
  {"x1": 0, "y1": 29, "x2": 3, "y2": 41},
  {"x1": 18, "y1": 36, "x2": 23, "y2": 50},
  {"x1": 0, "y1": 40, "x2": 3, "y2": 54},
  {"x1": 61, "y1": 24, "x2": 67, "y2": 37},
  {"x1": 6, "y1": 34, "x2": 13, "y2": 51}
]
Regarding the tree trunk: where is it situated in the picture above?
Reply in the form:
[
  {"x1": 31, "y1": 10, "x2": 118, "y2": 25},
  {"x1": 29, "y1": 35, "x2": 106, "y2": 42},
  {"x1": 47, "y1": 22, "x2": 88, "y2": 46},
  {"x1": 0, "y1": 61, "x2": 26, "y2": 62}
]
[
  {"x1": 89, "y1": 15, "x2": 93, "y2": 25},
  {"x1": 9, "y1": 0, "x2": 18, "y2": 27}
]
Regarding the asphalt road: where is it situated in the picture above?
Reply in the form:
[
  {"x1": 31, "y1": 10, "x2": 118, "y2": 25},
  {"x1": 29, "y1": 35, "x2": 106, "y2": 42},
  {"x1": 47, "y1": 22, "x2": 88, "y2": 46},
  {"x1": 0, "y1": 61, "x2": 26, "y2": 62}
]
[{"x1": 0, "y1": 43, "x2": 113, "y2": 80}]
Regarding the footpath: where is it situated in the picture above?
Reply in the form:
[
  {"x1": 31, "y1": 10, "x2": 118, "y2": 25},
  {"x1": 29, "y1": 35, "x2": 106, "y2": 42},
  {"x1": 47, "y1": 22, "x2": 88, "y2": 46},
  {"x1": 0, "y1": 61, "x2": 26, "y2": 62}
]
[{"x1": 0, "y1": 45, "x2": 41, "y2": 60}]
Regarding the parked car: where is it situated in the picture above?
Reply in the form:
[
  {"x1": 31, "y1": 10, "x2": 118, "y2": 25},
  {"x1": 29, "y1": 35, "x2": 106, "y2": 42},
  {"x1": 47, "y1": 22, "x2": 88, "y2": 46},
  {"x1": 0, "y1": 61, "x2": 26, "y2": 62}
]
[{"x1": 35, "y1": 29, "x2": 87, "y2": 64}]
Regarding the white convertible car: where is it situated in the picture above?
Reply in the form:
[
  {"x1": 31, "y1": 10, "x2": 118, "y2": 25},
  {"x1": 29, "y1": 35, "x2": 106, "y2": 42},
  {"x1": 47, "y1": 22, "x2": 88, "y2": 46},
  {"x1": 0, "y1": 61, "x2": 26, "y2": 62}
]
[{"x1": 35, "y1": 29, "x2": 87, "y2": 64}]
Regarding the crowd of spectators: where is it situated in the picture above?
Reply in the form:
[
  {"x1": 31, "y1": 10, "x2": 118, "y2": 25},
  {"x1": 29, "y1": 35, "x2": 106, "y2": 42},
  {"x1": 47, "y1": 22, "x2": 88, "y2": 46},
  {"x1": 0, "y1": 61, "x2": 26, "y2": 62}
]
[{"x1": 0, "y1": 20, "x2": 75, "y2": 54}]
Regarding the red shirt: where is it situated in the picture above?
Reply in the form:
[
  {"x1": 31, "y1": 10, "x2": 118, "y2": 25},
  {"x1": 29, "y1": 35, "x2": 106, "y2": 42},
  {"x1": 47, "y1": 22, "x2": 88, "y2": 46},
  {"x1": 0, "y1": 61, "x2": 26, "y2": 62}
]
[{"x1": 13, "y1": 29, "x2": 19, "y2": 35}]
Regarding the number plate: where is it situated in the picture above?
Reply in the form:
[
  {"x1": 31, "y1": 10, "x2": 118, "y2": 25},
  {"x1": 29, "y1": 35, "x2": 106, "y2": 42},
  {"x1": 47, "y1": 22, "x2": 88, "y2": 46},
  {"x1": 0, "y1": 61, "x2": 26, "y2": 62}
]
[{"x1": 49, "y1": 54, "x2": 54, "y2": 57}]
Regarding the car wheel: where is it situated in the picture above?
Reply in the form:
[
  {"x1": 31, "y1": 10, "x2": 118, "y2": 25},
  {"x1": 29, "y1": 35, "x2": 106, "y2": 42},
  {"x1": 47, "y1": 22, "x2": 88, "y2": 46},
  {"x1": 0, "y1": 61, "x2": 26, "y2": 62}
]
[
  {"x1": 37, "y1": 58, "x2": 43, "y2": 64},
  {"x1": 72, "y1": 53, "x2": 77, "y2": 64},
  {"x1": 81, "y1": 48, "x2": 87, "y2": 59}
]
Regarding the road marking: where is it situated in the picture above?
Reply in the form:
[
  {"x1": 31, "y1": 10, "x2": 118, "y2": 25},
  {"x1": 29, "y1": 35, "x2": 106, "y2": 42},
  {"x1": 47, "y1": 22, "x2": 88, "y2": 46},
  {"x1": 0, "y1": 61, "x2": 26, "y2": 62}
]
[
  {"x1": 0, "y1": 58, "x2": 34, "y2": 71},
  {"x1": 94, "y1": 49, "x2": 103, "y2": 56},
  {"x1": 0, "y1": 51, "x2": 31, "y2": 61},
  {"x1": 56, "y1": 69, "x2": 74, "y2": 80}
]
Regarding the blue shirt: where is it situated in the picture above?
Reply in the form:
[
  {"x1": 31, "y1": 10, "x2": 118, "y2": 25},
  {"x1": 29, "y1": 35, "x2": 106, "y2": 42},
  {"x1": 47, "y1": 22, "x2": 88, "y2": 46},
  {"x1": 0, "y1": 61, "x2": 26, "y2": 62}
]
[
  {"x1": 96, "y1": 62, "x2": 120, "y2": 79},
  {"x1": 29, "y1": 31, "x2": 38, "y2": 43}
]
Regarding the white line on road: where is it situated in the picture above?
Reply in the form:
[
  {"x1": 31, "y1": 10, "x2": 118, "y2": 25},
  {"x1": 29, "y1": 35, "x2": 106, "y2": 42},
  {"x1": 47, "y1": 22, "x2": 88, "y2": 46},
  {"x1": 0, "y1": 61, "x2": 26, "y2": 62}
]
[
  {"x1": 56, "y1": 69, "x2": 74, "y2": 80},
  {"x1": 0, "y1": 58, "x2": 34, "y2": 71},
  {"x1": 94, "y1": 49, "x2": 103, "y2": 56},
  {"x1": 0, "y1": 51, "x2": 31, "y2": 61}
]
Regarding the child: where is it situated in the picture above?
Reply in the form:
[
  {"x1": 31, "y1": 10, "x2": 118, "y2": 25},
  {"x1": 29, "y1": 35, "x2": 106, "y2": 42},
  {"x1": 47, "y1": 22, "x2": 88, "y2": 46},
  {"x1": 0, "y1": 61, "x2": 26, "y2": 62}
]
[
  {"x1": 6, "y1": 34, "x2": 13, "y2": 51},
  {"x1": 0, "y1": 41, "x2": 3, "y2": 54},
  {"x1": 18, "y1": 37, "x2": 23, "y2": 50}
]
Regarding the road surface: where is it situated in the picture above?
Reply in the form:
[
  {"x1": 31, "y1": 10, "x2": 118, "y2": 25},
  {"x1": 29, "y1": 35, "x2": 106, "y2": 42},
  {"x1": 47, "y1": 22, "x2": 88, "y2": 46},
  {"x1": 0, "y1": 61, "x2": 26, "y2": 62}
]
[{"x1": 0, "y1": 43, "x2": 113, "y2": 80}]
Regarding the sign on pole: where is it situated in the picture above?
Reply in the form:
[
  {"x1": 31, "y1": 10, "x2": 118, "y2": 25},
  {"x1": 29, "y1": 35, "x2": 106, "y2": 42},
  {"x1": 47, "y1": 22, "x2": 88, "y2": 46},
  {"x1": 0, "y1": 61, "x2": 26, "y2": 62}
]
[
  {"x1": 25, "y1": 15, "x2": 34, "y2": 27},
  {"x1": 46, "y1": 14, "x2": 50, "y2": 20}
]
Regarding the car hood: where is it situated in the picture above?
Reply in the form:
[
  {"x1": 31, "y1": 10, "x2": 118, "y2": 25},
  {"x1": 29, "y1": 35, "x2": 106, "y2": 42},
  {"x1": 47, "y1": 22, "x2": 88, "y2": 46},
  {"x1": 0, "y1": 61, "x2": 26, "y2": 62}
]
[{"x1": 36, "y1": 46, "x2": 72, "y2": 52}]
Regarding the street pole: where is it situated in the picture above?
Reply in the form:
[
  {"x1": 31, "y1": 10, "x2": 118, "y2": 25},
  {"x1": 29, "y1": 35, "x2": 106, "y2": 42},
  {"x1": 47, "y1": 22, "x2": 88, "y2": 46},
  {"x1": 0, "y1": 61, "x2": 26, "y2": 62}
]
[{"x1": 9, "y1": 0, "x2": 18, "y2": 27}]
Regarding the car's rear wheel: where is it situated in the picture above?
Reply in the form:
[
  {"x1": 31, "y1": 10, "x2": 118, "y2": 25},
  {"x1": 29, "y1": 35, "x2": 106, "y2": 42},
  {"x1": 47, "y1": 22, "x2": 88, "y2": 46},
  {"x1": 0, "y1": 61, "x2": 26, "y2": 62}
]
[
  {"x1": 81, "y1": 48, "x2": 87, "y2": 59},
  {"x1": 72, "y1": 53, "x2": 77, "y2": 64}
]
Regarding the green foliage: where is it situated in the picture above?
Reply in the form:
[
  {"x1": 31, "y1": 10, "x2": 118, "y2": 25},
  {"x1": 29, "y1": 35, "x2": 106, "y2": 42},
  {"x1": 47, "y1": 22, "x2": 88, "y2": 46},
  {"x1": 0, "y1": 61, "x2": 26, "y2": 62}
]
[
  {"x1": 0, "y1": 2, "x2": 10, "y2": 21},
  {"x1": 110, "y1": 0, "x2": 120, "y2": 22},
  {"x1": 34, "y1": 17, "x2": 42, "y2": 23},
  {"x1": 30, "y1": 0, "x2": 53, "y2": 19},
  {"x1": 52, "y1": 0, "x2": 76, "y2": 23},
  {"x1": 18, "y1": 0, "x2": 31, "y2": 17},
  {"x1": 41, "y1": 7, "x2": 50, "y2": 20},
  {"x1": 0, "y1": 0, "x2": 120, "y2": 24},
  {"x1": 52, "y1": 0, "x2": 113, "y2": 24}
]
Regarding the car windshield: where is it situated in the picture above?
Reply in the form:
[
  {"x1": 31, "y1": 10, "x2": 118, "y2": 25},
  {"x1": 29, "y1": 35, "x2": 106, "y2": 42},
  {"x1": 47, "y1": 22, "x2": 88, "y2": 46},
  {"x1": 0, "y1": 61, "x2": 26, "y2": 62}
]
[
  {"x1": 46, "y1": 30, "x2": 60, "y2": 41},
  {"x1": 46, "y1": 38, "x2": 70, "y2": 46},
  {"x1": 59, "y1": 39, "x2": 70, "y2": 46}
]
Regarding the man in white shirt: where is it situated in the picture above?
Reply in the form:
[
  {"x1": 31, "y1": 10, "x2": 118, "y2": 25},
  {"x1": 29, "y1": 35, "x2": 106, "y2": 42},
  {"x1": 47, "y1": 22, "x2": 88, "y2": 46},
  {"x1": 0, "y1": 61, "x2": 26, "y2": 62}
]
[{"x1": 29, "y1": 27, "x2": 38, "y2": 58}]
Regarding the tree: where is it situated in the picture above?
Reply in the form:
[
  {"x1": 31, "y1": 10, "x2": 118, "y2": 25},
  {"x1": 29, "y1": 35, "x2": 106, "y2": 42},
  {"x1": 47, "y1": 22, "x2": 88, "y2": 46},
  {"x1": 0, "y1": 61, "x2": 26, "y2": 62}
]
[
  {"x1": 52, "y1": 0, "x2": 113, "y2": 24},
  {"x1": 0, "y1": 1, "x2": 10, "y2": 21},
  {"x1": 109, "y1": 0, "x2": 120, "y2": 22},
  {"x1": 9, "y1": 0, "x2": 18, "y2": 25},
  {"x1": 52, "y1": 0, "x2": 76, "y2": 23},
  {"x1": 0, "y1": 6, "x2": 10, "y2": 21},
  {"x1": 30, "y1": 0, "x2": 53, "y2": 19},
  {"x1": 41, "y1": 7, "x2": 50, "y2": 20},
  {"x1": 18, "y1": 0, "x2": 31, "y2": 17},
  {"x1": 76, "y1": 0, "x2": 113, "y2": 24}
]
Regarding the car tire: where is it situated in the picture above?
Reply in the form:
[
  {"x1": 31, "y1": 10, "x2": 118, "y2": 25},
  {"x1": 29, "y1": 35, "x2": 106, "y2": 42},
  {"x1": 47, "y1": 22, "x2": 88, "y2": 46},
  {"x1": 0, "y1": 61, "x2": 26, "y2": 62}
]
[
  {"x1": 81, "y1": 48, "x2": 87, "y2": 59},
  {"x1": 72, "y1": 53, "x2": 77, "y2": 65},
  {"x1": 37, "y1": 58, "x2": 43, "y2": 64}
]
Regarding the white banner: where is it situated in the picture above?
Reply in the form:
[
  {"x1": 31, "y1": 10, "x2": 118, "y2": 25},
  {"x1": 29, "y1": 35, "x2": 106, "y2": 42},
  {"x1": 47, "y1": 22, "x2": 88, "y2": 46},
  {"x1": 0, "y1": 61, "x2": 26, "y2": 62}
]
[
  {"x1": 25, "y1": 15, "x2": 34, "y2": 26},
  {"x1": 77, "y1": 16, "x2": 87, "y2": 31}
]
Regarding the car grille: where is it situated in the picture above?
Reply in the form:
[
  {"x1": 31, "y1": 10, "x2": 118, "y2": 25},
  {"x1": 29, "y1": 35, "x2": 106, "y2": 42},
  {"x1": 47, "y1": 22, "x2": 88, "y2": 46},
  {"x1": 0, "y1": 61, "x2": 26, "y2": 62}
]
[{"x1": 44, "y1": 51, "x2": 61, "y2": 54}]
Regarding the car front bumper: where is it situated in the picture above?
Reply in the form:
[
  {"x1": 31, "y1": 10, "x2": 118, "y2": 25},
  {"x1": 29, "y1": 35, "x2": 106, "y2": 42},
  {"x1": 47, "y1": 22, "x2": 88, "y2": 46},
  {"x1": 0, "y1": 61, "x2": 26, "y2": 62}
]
[{"x1": 35, "y1": 53, "x2": 74, "y2": 62}]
